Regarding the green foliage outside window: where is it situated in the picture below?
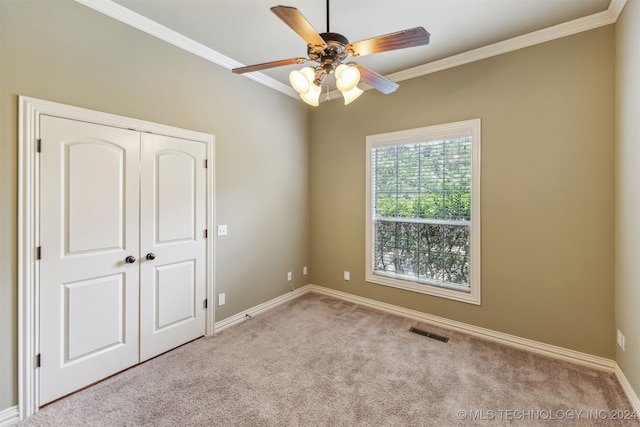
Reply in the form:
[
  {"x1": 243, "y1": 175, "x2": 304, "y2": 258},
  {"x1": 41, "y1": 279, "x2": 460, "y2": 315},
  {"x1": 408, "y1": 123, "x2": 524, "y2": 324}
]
[
  {"x1": 375, "y1": 192, "x2": 471, "y2": 220},
  {"x1": 372, "y1": 138, "x2": 472, "y2": 287}
]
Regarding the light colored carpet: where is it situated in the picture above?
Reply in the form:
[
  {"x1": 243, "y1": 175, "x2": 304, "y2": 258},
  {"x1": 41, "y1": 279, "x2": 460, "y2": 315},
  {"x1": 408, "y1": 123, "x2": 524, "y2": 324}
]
[{"x1": 19, "y1": 292, "x2": 638, "y2": 426}]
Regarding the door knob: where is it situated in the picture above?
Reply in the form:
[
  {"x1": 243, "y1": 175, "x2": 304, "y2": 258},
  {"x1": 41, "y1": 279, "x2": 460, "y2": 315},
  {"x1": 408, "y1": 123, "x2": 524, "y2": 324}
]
[
  {"x1": 146, "y1": 253, "x2": 156, "y2": 261},
  {"x1": 125, "y1": 255, "x2": 136, "y2": 264}
]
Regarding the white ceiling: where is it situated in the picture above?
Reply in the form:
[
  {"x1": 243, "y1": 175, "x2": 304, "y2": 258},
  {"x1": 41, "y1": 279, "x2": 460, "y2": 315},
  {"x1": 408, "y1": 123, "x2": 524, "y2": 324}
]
[{"x1": 81, "y1": 0, "x2": 620, "y2": 99}]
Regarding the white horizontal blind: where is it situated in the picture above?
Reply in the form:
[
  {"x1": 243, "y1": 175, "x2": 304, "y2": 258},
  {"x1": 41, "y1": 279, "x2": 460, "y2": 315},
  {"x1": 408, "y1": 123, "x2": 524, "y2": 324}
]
[{"x1": 371, "y1": 137, "x2": 472, "y2": 289}]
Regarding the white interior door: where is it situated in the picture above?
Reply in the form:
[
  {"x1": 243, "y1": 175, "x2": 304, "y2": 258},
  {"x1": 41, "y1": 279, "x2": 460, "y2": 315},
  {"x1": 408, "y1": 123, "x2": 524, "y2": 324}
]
[
  {"x1": 39, "y1": 116, "x2": 141, "y2": 405},
  {"x1": 39, "y1": 117, "x2": 208, "y2": 405},
  {"x1": 139, "y1": 134, "x2": 207, "y2": 361}
]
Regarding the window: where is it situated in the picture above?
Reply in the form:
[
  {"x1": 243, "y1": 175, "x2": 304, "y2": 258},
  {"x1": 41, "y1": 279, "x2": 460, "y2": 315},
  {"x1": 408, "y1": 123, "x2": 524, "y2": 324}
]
[{"x1": 366, "y1": 119, "x2": 481, "y2": 304}]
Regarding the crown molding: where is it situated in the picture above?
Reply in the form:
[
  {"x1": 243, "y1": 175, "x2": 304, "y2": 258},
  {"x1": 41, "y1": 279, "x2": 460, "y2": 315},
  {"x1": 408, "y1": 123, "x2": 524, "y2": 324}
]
[
  {"x1": 73, "y1": 0, "x2": 298, "y2": 98},
  {"x1": 74, "y1": 0, "x2": 625, "y2": 103},
  {"x1": 608, "y1": 0, "x2": 628, "y2": 18},
  {"x1": 390, "y1": 0, "x2": 627, "y2": 84}
]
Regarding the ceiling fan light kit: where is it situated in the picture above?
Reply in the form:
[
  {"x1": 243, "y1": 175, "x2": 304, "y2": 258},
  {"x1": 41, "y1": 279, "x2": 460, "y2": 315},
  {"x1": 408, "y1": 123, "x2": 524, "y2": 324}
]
[
  {"x1": 232, "y1": 1, "x2": 430, "y2": 106},
  {"x1": 290, "y1": 63, "x2": 362, "y2": 106}
]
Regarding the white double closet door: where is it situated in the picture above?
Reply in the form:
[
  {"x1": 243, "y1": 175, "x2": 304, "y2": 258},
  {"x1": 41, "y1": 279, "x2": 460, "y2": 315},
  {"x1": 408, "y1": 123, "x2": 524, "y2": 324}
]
[{"x1": 38, "y1": 116, "x2": 207, "y2": 405}]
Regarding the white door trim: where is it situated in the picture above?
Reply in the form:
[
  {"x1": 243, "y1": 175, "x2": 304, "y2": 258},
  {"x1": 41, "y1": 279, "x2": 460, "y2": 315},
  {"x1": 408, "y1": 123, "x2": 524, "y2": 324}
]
[{"x1": 17, "y1": 96, "x2": 216, "y2": 420}]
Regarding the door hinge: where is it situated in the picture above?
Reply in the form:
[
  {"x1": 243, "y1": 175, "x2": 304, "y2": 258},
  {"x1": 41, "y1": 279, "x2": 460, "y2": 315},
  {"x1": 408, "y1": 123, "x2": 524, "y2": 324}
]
[
  {"x1": 204, "y1": 159, "x2": 208, "y2": 168},
  {"x1": 36, "y1": 138, "x2": 42, "y2": 153},
  {"x1": 36, "y1": 246, "x2": 41, "y2": 260},
  {"x1": 204, "y1": 298, "x2": 208, "y2": 309},
  {"x1": 36, "y1": 353, "x2": 41, "y2": 368},
  {"x1": 204, "y1": 229, "x2": 208, "y2": 238}
]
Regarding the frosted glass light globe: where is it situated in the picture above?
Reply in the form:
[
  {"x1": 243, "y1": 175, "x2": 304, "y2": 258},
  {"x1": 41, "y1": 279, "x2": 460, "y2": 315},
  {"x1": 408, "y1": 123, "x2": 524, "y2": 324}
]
[
  {"x1": 289, "y1": 67, "x2": 315, "y2": 94},
  {"x1": 335, "y1": 64, "x2": 360, "y2": 92}
]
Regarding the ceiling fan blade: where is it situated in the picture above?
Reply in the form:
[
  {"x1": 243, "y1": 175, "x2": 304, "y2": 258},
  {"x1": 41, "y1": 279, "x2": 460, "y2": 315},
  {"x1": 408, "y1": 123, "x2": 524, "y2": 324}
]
[
  {"x1": 271, "y1": 6, "x2": 327, "y2": 49},
  {"x1": 347, "y1": 27, "x2": 430, "y2": 57},
  {"x1": 353, "y1": 63, "x2": 399, "y2": 95},
  {"x1": 232, "y1": 58, "x2": 308, "y2": 74}
]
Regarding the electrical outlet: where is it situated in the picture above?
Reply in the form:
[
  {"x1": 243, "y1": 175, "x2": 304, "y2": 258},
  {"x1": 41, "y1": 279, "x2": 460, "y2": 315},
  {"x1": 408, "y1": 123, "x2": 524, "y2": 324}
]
[
  {"x1": 287, "y1": 272, "x2": 292, "y2": 281},
  {"x1": 218, "y1": 293, "x2": 226, "y2": 306},
  {"x1": 303, "y1": 266, "x2": 308, "y2": 276},
  {"x1": 217, "y1": 225, "x2": 228, "y2": 236},
  {"x1": 617, "y1": 329, "x2": 626, "y2": 351},
  {"x1": 344, "y1": 271, "x2": 350, "y2": 281}
]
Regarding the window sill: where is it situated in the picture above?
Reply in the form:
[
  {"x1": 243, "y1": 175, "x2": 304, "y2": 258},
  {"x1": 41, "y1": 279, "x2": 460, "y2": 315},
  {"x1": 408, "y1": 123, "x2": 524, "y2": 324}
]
[{"x1": 366, "y1": 272, "x2": 481, "y2": 305}]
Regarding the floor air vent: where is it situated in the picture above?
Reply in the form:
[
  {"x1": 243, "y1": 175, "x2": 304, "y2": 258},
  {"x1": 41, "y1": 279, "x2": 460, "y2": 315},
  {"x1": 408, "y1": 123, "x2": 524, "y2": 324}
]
[{"x1": 409, "y1": 327, "x2": 449, "y2": 343}]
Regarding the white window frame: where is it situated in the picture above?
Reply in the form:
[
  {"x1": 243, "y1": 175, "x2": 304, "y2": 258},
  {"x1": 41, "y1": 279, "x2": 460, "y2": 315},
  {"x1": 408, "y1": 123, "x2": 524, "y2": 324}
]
[{"x1": 365, "y1": 119, "x2": 481, "y2": 305}]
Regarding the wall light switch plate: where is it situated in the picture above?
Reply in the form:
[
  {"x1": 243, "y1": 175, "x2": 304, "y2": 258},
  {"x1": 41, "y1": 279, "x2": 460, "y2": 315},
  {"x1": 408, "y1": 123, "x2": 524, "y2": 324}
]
[
  {"x1": 344, "y1": 271, "x2": 350, "y2": 281},
  {"x1": 218, "y1": 293, "x2": 226, "y2": 306}
]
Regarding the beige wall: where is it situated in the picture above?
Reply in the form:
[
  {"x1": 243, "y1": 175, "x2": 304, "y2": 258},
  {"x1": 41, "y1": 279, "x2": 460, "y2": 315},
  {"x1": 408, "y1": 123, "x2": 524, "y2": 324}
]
[
  {"x1": 309, "y1": 27, "x2": 615, "y2": 358},
  {"x1": 616, "y1": 0, "x2": 640, "y2": 399},
  {"x1": 0, "y1": 0, "x2": 309, "y2": 410}
]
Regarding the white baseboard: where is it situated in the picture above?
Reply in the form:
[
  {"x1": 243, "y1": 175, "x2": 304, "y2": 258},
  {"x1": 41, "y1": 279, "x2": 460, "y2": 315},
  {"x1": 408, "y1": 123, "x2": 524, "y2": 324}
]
[
  {"x1": 305, "y1": 284, "x2": 615, "y2": 372},
  {"x1": 214, "y1": 283, "x2": 615, "y2": 371},
  {"x1": 12, "y1": 283, "x2": 636, "y2": 423},
  {"x1": 213, "y1": 286, "x2": 310, "y2": 333},
  {"x1": 0, "y1": 405, "x2": 19, "y2": 427},
  {"x1": 616, "y1": 363, "x2": 640, "y2": 413},
  {"x1": 213, "y1": 283, "x2": 638, "y2": 409}
]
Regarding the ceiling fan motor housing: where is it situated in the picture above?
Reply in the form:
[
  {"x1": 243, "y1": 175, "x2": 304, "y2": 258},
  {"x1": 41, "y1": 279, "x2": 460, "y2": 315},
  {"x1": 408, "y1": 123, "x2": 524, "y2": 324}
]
[
  {"x1": 308, "y1": 32, "x2": 350, "y2": 76},
  {"x1": 320, "y1": 32, "x2": 349, "y2": 46}
]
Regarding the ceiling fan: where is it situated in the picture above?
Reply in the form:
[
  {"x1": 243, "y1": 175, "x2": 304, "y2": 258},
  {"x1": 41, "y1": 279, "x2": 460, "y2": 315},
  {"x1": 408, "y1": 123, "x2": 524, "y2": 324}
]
[{"x1": 232, "y1": 1, "x2": 430, "y2": 106}]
